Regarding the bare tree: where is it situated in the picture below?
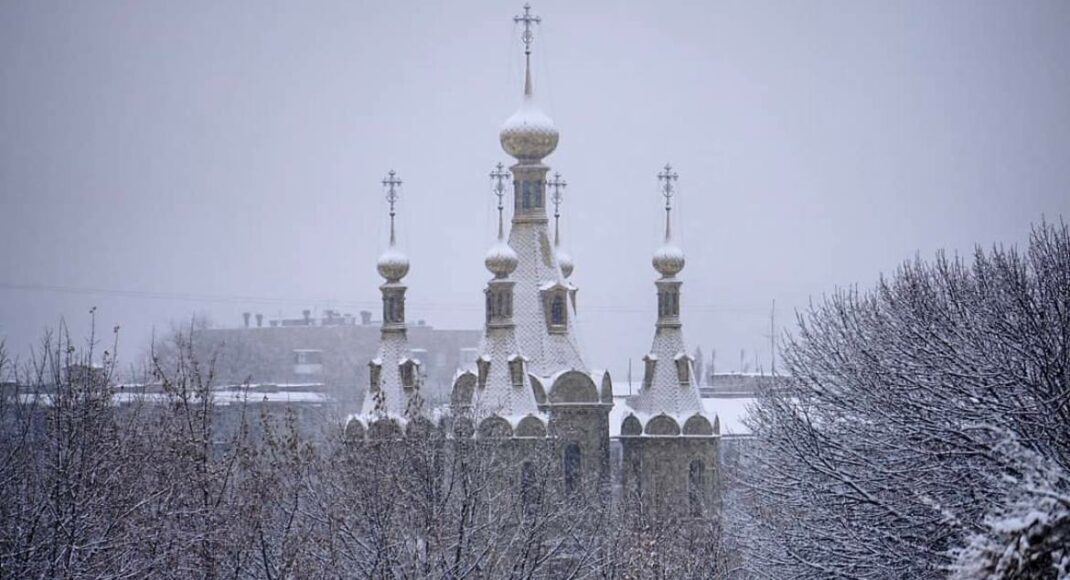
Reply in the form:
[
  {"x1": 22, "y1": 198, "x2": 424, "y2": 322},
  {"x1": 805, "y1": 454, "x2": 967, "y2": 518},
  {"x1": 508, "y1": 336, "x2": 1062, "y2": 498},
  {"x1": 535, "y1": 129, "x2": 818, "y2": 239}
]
[{"x1": 739, "y1": 221, "x2": 1070, "y2": 578}]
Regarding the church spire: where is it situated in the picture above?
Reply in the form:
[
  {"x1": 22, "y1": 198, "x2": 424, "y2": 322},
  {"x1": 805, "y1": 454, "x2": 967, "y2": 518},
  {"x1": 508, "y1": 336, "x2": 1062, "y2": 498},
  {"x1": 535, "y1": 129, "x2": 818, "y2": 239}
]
[
  {"x1": 485, "y1": 163, "x2": 519, "y2": 279},
  {"x1": 631, "y1": 165, "x2": 702, "y2": 416},
  {"x1": 515, "y1": 3, "x2": 540, "y2": 98},
  {"x1": 652, "y1": 164, "x2": 685, "y2": 280},
  {"x1": 548, "y1": 171, "x2": 573, "y2": 279},
  {"x1": 362, "y1": 170, "x2": 424, "y2": 420},
  {"x1": 492, "y1": 4, "x2": 584, "y2": 378},
  {"x1": 500, "y1": 4, "x2": 558, "y2": 166}
]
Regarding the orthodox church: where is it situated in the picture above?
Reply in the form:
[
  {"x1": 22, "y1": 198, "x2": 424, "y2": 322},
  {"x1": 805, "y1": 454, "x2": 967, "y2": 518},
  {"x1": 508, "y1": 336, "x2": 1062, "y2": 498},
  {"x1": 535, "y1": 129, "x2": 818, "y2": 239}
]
[{"x1": 346, "y1": 4, "x2": 719, "y2": 518}]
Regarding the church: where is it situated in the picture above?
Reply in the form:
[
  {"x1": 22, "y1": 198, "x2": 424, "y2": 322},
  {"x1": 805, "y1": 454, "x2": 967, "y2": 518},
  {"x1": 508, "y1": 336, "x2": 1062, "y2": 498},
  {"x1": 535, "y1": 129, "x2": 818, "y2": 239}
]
[{"x1": 345, "y1": 3, "x2": 720, "y2": 520}]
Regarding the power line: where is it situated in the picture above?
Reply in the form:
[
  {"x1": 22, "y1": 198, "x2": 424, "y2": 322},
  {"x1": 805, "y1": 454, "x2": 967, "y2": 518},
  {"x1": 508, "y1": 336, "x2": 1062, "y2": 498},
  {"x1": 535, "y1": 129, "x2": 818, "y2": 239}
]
[{"x1": 0, "y1": 281, "x2": 785, "y2": 316}]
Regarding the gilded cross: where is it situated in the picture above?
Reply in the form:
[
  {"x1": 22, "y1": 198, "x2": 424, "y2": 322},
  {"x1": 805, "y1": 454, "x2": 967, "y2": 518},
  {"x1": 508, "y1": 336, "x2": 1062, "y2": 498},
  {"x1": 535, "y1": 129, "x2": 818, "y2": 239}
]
[
  {"x1": 382, "y1": 169, "x2": 402, "y2": 243},
  {"x1": 657, "y1": 164, "x2": 679, "y2": 240},
  {"x1": 490, "y1": 162, "x2": 510, "y2": 238},
  {"x1": 514, "y1": 3, "x2": 541, "y2": 56}
]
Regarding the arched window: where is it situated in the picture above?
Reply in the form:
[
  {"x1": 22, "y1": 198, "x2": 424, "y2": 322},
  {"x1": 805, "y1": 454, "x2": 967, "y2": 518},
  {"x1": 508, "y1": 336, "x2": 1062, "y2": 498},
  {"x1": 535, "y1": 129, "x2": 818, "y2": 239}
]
[
  {"x1": 642, "y1": 355, "x2": 656, "y2": 389},
  {"x1": 368, "y1": 361, "x2": 382, "y2": 390},
  {"x1": 509, "y1": 358, "x2": 525, "y2": 387},
  {"x1": 400, "y1": 360, "x2": 416, "y2": 388},
  {"x1": 476, "y1": 359, "x2": 490, "y2": 388},
  {"x1": 521, "y1": 461, "x2": 538, "y2": 513},
  {"x1": 676, "y1": 357, "x2": 691, "y2": 385},
  {"x1": 485, "y1": 292, "x2": 492, "y2": 323},
  {"x1": 563, "y1": 443, "x2": 582, "y2": 493},
  {"x1": 689, "y1": 460, "x2": 706, "y2": 517},
  {"x1": 551, "y1": 295, "x2": 566, "y2": 326}
]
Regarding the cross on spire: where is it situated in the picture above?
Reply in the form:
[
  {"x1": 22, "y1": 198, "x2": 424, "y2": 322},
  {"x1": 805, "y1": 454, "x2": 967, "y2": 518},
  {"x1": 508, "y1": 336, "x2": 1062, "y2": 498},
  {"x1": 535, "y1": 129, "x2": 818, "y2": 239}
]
[
  {"x1": 490, "y1": 162, "x2": 510, "y2": 239},
  {"x1": 657, "y1": 164, "x2": 679, "y2": 241},
  {"x1": 514, "y1": 3, "x2": 541, "y2": 97},
  {"x1": 547, "y1": 171, "x2": 567, "y2": 244},
  {"x1": 382, "y1": 169, "x2": 402, "y2": 244},
  {"x1": 514, "y1": 3, "x2": 541, "y2": 56}
]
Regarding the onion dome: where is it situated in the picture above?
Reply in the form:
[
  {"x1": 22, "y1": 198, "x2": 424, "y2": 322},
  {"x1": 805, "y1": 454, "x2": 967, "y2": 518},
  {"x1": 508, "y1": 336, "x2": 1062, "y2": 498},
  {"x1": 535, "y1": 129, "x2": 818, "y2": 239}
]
[
  {"x1": 500, "y1": 41, "x2": 558, "y2": 161},
  {"x1": 485, "y1": 240, "x2": 519, "y2": 278},
  {"x1": 557, "y1": 248, "x2": 574, "y2": 278},
  {"x1": 653, "y1": 241, "x2": 685, "y2": 277},
  {"x1": 500, "y1": 99, "x2": 559, "y2": 161},
  {"x1": 377, "y1": 244, "x2": 409, "y2": 282}
]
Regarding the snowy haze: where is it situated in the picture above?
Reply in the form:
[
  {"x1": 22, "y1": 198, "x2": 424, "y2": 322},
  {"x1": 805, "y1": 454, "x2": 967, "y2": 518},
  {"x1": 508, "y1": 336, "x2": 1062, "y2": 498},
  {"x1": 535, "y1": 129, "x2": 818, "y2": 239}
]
[{"x1": 1, "y1": 0, "x2": 1069, "y2": 378}]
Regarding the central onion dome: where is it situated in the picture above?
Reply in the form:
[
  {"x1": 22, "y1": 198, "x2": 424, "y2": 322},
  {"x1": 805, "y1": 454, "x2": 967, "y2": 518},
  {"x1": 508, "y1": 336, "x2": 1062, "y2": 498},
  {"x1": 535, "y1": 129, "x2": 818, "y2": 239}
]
[
  {"x1": 377, "y1": 244, "x2": 410, "y2": 282},
  {"x1": 653, "y1": 241, "x2": 685, "y2": 277},
  {"x1": 485, "y1": 239, "x2": 519, "y2": 277},
  {"x1": 500, "y1": 99, "x2": 558, "y2": 161}
]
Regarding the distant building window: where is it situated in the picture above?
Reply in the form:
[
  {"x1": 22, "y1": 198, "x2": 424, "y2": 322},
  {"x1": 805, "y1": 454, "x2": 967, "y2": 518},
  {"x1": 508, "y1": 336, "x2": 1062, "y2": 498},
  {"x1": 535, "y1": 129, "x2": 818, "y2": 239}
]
[
  {"x1": 294, "y1": 350, "x2": 324, "y2": 375},
  {"x1": 689, "y1": 460, "x2": 706, "y2": 517},
  {"x1": 563, "y1": 442, "x2": 582, "y2": 493}
]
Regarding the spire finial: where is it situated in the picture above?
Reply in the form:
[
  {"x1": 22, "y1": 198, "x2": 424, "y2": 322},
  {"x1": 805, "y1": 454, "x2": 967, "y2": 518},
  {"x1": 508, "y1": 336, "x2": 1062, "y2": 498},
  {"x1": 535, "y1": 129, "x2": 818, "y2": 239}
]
[
  {"x1": 514, "y1": 3, "x2": 541, "y2": 97},
  {"x1": 548, "y1": 171, "x2": 567, "y2": 245},
  {"x1": 382, "y1": 169, "x2": 403, "y2": 245},
  {"x1": 657, "y1": 163, "x2": 679, "y2": 241},
  {"x1": 490, "y1": 162, "x2": 510, "y2": 239}
]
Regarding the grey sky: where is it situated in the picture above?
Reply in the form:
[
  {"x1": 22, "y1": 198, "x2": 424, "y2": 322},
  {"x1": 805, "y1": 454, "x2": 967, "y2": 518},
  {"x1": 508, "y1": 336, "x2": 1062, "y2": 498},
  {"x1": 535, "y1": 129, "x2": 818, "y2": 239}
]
[{"x1": 1, "y1": 0, "x2": 1068, "y2": 378}]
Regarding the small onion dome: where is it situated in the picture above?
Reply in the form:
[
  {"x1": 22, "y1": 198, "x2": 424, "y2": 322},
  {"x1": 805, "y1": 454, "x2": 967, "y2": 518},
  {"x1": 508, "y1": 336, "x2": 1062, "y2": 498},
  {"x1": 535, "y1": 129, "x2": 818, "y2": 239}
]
[
  {"x1": 500, "y1": 99, "x2": 559, "y2": 161},
  {"x1": 652, "y1": 241, "x2": 685, "y2": 277},
  {"x1": 377, "y1": 246, "x2": 410, "y2": 282},
  {"x1": 557, "y1": 249, "x2": 574, "y2": 279},
  {"x1": 484, "y1": 240, "x2": 518, "y2": 277}
]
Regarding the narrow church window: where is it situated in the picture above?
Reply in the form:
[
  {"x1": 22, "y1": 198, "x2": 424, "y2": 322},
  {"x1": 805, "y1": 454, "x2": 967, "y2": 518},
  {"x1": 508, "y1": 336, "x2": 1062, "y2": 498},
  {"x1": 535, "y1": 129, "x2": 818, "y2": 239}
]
[
  {"x1": 522, "y1": 182, "x2": 532, "y2": 209},
  {"x1": 643, "y1": 356, "x2": 656, "y2": 389},
  {"x1": 563, "y1": 443, "x2": 582, "y2": 493},
  {"x1": 369, "y1": 362, "x2": 381, "y2": 390},
  {"x1": 521, "y1": 461, "x2": 538, "y2": 513},
  {"x1": 400, "y1": 361, "x2": 416, "y2": 388},
  {"x1": 551, "y1": 295, "x2": 566, "y2": 326},
  {"x1": 477, "y1": 359, "x2": 490, "y2": 388},
  {"x1": 534, "y1": 181, "x2": 543, "y2": 207},
  {"x1": 485, "y1": 292, "x2": 493, "y2": 323},
  {"x1": 677, "y1": 357, "x2": 691, "y2": 385},
  {"x1": 509, "y1": 359, "x2": 525, "y2": 387},
  {"x1": 689, "y1": 460, "x2": 706, "y2": 517}
]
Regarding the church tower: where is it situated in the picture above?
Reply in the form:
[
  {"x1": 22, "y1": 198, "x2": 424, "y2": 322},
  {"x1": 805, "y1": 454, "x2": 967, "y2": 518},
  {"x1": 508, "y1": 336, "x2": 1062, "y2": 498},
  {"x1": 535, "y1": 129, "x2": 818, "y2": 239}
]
[
  {"x1": 452, "y1": 3, "x2": 613, "y2": 493},
  {"x1": 347, "y1": 171, "x2": 427, "y2": 440},
  {"x1": 449, "y1": 165, "x2": 549, "y2": 440},
  {"x1": 619, "y1": 166, "x2": 719, "y2": 518}
]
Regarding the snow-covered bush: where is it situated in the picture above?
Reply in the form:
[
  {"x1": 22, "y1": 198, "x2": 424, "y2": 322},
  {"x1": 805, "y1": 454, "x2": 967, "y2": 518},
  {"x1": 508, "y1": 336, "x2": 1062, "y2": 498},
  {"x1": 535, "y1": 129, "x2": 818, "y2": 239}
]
[{"x1": 951, "y1": 439, "x2": 1070, "y2": 580}]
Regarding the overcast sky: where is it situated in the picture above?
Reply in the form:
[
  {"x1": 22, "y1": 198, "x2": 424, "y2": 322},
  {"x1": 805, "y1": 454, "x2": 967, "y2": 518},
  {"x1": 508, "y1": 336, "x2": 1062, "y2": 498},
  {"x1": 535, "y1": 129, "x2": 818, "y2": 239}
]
[{"x1": 1, "y1": 0, "x2": 1068, "y2": 379}]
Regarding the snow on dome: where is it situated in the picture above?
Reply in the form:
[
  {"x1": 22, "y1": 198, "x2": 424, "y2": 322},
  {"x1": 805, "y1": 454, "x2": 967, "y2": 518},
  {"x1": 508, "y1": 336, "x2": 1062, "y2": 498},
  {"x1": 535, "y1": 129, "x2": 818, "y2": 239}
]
[
  {"x1": 652, "y1": 241, "x2": 685, "y2": 277},
  {"x1": 500, "y1": 98, "x2": 559, "y2": 161},
  {"x1": 556, "y1": 248, "x2": 574, "y2": 279},
  {"x1": 484, "y1": 240, "x2": 519, "y2": 277},
  {"x1": 377, "y1": 245, "x2": 410, "y2": 282}
]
